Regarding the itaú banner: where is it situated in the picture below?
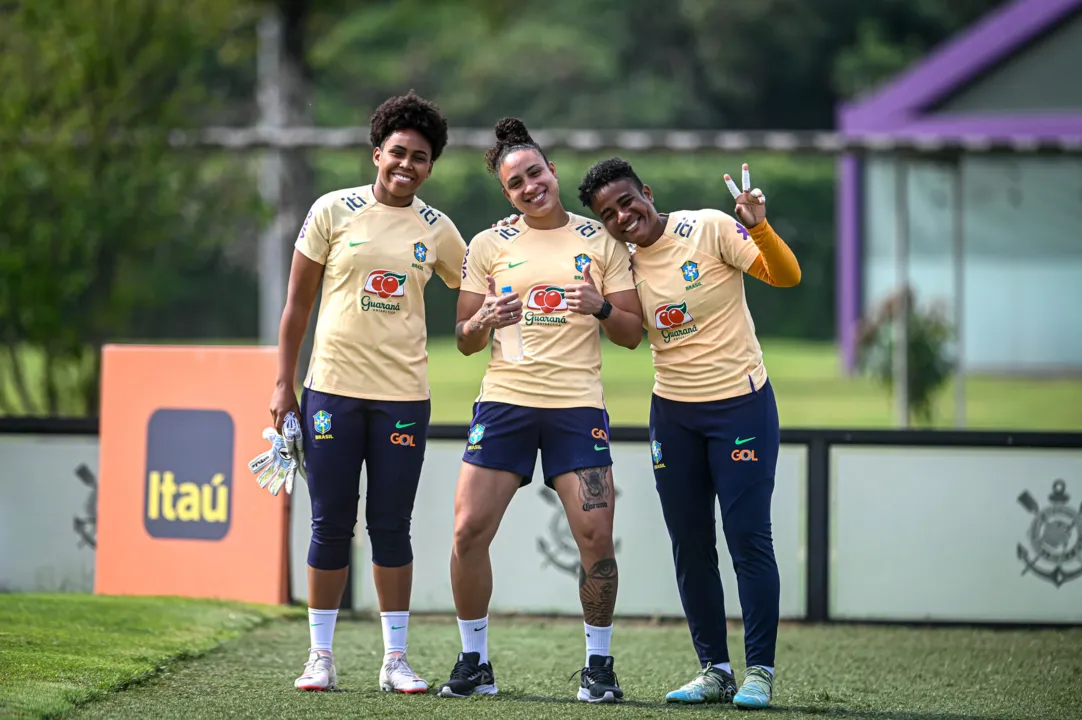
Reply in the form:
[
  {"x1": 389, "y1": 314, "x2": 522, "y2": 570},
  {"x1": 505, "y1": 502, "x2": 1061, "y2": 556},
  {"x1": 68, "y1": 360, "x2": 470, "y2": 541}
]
[
  {"x1": 830, "y1": 446, "x2": 1082, "y2": 624},
  {"x1": 290, "y1": 439, "x2": 808, "y2": 620}
]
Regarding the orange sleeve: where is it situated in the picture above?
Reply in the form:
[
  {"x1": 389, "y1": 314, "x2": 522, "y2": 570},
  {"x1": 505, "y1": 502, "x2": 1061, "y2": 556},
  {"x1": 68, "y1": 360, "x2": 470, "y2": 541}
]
[{"x1": 746, "y1": 220, "x2": 801, "y2": 288}]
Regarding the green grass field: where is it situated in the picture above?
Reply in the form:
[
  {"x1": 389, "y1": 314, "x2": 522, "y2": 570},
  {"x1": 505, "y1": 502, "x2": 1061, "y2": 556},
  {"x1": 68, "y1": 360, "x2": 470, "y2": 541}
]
[
  {"x1": 0, "y1": 595, "x2": 290, "y2": 719},
  {"x1": 4, "y1": 339, "x2": 1081, "y2": 430},
  {"x1": 425, "y1": 338, "x2": 1082, "y2": 430},
  {"x1": 3, "y1": 596, "x2": 1080, "y2": 720}
]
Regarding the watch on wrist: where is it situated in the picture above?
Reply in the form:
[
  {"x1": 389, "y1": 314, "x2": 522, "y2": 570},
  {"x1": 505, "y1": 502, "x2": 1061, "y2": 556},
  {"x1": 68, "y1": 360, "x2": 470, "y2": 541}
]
[{"x1": 593, "y1": 298, "x2": 613, "y2": 320}]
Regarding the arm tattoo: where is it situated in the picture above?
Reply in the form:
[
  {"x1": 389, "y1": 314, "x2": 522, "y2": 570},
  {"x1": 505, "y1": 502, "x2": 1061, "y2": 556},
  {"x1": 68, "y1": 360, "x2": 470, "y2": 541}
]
[
  {"x1": 576, "y1": 466, "x2": 612, "y2": 512},
  {"x1": 578, "y1": 557, "x2": 618, "y2": 627},
  {"x1": 456, "y1": 317, "x2": 484, "y2": 341}
]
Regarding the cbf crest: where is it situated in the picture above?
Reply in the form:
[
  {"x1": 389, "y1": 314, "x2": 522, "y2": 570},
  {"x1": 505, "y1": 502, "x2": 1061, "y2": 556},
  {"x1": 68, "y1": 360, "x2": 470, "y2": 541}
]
[
  {"x1": 680, "y1": 261, "x2": 699, "y2": 283},
  {"x1": 1017, "y1": 479, "x2": 1082, "y2": 588}
]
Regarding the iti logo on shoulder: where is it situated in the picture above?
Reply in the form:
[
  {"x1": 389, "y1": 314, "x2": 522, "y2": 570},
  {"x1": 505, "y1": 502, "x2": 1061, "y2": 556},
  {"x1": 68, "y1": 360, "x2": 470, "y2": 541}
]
[
  {"x1": 524, "y1": 285, "x2": 569, "y2": 326},
  {"x1": 361, "y1": 269, "x2": 406, "y2": 313},
  {"x1": 313, "y1": 410, "x2": 333, "y2": 440},
  {"x1": 144, "y1": 409, "x2": 234, "y2": 541},
  {"x1": 1017, "y1": 479, "x2": 1082, "y2": 588},
  {"x1": 467, "y1": 423, "x2": 485, "y2": 450}
]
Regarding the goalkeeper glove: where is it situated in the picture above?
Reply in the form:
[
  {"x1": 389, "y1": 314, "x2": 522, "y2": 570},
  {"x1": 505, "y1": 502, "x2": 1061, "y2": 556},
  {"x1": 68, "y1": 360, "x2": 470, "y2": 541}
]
[{"x1": 248, "y1": 412, "x2": 306, "y2": 496}]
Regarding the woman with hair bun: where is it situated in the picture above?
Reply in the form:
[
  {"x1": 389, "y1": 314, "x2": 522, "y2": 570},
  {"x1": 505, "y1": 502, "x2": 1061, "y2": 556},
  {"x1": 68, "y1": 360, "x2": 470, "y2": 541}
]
[{"x1": 435, "y1": 117, "x2": 643, "y2": 704}]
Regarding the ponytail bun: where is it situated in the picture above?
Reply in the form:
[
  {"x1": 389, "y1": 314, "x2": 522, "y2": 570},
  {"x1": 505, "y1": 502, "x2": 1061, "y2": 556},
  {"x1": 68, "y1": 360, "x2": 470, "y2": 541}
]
[{"x1": 494, "y1": 117, "x2": 532, "y2": 145}]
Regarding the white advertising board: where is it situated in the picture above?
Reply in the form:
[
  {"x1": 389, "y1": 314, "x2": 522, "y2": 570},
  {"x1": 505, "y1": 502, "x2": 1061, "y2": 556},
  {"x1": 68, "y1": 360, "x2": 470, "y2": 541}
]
[
  {"x1": 0, "y1": 435, "x2": 99, "y2": 592},
  {"x1": 292, "y1": 439, "x2": 807, "y2": 621},
  {"x1": 830, "y1": 446, "x2": 1082, "y2": 623}
]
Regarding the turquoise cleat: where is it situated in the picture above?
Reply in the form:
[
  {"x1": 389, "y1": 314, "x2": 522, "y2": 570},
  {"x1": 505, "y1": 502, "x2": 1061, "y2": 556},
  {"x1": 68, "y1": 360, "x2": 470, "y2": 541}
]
[
  {"x1": 733, "y1": 666, "x2": 774, "y2": 709},
  {"x1": 664, "y1": 666, "x2": 737, "y2": 704}
]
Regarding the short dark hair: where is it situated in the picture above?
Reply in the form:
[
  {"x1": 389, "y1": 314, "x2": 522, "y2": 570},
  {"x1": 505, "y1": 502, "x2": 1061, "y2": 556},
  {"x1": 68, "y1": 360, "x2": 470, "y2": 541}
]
[
  {"x1": 483, "y1": 117, "x2": 549, "y2": 176},
  {"x1": 369, "y1": 90, "x2": 449, "y2": 162},
  {"x1": 577, "y1": 157, "x2": 644, "y2": 208}
]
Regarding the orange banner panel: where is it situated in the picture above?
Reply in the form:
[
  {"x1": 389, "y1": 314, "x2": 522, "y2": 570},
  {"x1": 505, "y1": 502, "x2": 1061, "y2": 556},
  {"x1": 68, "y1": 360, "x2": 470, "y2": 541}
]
[{"x1": 95, "y1": 345, "x2": 289, "y2": 605}]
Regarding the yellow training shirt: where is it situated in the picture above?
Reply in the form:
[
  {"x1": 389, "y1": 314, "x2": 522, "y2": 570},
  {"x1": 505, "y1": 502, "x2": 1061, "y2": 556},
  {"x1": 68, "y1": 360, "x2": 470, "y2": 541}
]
[
  {"x1": 295, "y1": 184, "x2": 467, "y2": 401},
  {"x1": 631, "y1": 208, "x2": 767, "y2": 402},
  {"x1": 461, "y1": 213, "x2": 635, "y2": 409}
]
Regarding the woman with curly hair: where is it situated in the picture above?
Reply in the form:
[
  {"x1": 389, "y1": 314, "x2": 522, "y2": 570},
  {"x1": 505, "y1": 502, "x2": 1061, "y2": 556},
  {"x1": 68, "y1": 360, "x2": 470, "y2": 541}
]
[
  {"x1": 435, "y1": 117, "x2": 642, "y2": 704},
  {"x1": 269, "y1": 91, "x2": 467, "y2": 694}
]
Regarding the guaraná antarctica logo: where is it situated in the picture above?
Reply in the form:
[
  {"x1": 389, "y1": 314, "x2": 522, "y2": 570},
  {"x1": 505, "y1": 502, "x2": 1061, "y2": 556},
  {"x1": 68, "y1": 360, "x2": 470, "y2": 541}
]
[{"x1": 1017, "y1": 479, "x2": 1082, "y2": 588}]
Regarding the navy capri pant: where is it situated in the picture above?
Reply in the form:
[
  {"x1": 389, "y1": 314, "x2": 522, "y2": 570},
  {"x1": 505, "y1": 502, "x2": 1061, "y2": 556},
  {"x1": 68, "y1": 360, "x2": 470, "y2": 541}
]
[{"x1": 300, "y1": 388, "x2": 429, "y2": 570}]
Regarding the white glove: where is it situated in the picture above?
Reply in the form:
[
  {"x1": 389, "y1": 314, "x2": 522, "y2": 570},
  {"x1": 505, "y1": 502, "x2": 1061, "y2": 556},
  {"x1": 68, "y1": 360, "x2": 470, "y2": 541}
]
[{"x1": 248, "y1": 412, "x2": 306, "y2": 496}]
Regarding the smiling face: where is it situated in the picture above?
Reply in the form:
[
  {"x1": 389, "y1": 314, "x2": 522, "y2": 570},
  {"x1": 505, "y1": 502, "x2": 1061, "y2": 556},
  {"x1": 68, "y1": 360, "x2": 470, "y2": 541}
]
[
  {"x1": 589, "y1": 177, "x2": 662, "y2": 247},
  {"x1": 372, "y1": 129, "x2": 433, "y2": 205},
  {"x1": 498, "y1": 148, "x2": 561, "y2": 218}
]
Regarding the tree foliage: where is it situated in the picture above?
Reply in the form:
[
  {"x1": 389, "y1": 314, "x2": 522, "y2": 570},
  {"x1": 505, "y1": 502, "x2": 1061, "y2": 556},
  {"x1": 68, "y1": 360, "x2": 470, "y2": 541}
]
[
  {"x1": 0, "y1": 0, "x2": 262, "y2": 415},
  {"x1": 0, "y1": 0, "x2": 1010, "y2": 416}
]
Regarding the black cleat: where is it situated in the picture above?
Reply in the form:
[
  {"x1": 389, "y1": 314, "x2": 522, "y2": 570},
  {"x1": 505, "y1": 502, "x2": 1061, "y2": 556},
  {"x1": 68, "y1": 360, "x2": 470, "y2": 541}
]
[
  {"x1": 575, "y1": 654, "x2": 624, "y2": 703},
  {"x1": 437, "y1": 652, "x2": 497, "y2": 698}
]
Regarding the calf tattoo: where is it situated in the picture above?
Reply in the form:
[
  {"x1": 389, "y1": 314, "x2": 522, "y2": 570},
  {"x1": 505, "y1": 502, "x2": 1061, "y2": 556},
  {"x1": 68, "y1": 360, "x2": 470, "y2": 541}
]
[
  {"x1": 579, "y1": 558, "x2": 618, "y2": 626},
  {"x1": 577, "y1": 466, "x2": 612, "y2": 512}
]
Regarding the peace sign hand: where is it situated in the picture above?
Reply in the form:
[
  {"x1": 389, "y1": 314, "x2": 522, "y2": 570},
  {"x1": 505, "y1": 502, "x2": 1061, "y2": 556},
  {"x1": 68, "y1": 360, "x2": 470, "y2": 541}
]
[{"x1": 723, "y1": 163, "x2": 766, "y2": 229}]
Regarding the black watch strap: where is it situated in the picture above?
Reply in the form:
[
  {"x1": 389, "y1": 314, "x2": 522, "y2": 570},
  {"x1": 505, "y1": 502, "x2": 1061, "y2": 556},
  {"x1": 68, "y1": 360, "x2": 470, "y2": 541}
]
[{"x1": 593, "y1": 298, "x2": 613, "y2": 320}]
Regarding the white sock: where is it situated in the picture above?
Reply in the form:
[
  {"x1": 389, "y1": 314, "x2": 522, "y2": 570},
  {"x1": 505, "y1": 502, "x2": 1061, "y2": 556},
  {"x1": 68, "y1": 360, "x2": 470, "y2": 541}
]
[
  {"x1": 308, "y1": 608, "x2": 338, "y2": 652},
  {"x1": 381, "y1": 611, "x2": 408, "y2": 655},
  {"x1": 712, "y1": 662, "x2": 733, "y2": 675},
  {"x1": 760, "y1": 666, "x2": 775, "y2": 677},
  {"x1": 585, "y1": 622, "x2": 613, "y2": 664},
  {"x1": 457, "y1": 616, "x2": 489, "y2": 665}
]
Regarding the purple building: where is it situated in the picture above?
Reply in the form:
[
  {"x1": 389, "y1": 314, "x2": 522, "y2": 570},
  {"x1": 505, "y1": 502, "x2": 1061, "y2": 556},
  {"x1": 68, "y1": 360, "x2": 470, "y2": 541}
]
[{"x1": 836, "y1": 0, "x2": 1082, "y2": 374}]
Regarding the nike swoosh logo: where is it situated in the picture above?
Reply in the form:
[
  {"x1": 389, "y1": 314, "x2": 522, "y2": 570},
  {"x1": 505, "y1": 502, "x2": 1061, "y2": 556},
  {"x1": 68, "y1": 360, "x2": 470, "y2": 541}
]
[
  {"x1": 395, "y1": 421, "x2": 416, "y2": 429},
  {"x1": 735, "y1": 437, "x2": 755, "y2": 445},
  {"x1": 391, "y1": 625, "x2": 405, "y2": 630},
  {"x1": 635, "y1": 280, "x2": 645, "y2": 287},
  {"x1": 509, "y1": 261, "x2": 528, "y2": 268},
  {"x1": 310, "y1": 623, "x2": 323, "y2": 627},
  {"x1": 474, "y1": 625, "x2": 487, "y2": 632},
  {"x1": 594, "y1": 445, "x2": 608, "y2": 452},
  {"x1": 349, "y1": 240, "x2": 369, "y2": 247}
]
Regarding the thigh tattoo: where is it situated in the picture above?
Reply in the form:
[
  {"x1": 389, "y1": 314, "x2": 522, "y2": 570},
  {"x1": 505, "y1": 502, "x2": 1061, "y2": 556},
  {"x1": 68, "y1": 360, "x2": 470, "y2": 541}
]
[{"x1": 576, "y1": 466, "x2": 612, "y2": 512}]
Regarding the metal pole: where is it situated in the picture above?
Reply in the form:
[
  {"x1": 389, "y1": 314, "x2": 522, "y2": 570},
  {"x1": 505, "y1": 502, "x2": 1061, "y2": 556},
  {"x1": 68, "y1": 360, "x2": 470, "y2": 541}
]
[
  {"x1": 256, "y1": 9, "x2": 287, "y2": 346},
  {"x1": 893, "y1": 158, "x2": 910, "y2": 428},
  {"x1": 952, "y1": 158, "x2": 966, "y2": 428}
]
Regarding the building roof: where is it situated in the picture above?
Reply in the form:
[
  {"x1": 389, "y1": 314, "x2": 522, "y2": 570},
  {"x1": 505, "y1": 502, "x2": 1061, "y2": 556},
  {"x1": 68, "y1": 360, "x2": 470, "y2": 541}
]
[{"x1": 839, "y1": 0, "x2": 1082, "y2": 137}]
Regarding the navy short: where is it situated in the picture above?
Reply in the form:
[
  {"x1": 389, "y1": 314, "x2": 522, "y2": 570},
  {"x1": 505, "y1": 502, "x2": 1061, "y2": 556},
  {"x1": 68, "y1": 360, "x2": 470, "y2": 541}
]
[
  {"x1": 300, "y1": 388, "x2": 430, "y2": 570},
  {"x1": 462, "y1": 401, "x2": 612, "y2": 487},
  {"x1": 649, "y1": 379, "x2": 780, "y2": 502}
]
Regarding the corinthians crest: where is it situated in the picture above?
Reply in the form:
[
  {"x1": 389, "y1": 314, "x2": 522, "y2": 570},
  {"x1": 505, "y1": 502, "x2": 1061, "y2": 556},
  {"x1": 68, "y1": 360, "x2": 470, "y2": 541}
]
[{"x1": 1017, "y1": 479, "x2": 1082, "y2": 588}]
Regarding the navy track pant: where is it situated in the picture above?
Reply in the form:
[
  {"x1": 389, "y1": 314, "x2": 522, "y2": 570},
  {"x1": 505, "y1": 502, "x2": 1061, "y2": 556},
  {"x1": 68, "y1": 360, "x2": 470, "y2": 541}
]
[{"x1": 649, "y1": 378, "x2": 780, "y2": 668}]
